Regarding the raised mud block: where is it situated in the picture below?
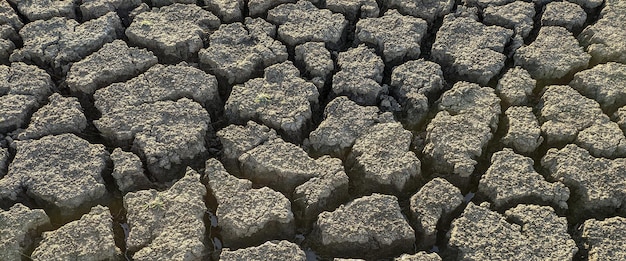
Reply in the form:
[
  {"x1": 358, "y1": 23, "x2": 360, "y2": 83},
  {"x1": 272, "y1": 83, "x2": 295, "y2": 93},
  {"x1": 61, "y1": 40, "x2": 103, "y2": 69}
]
[
  {"x1": 126, "y1": 4, "x2": 220, "y2": 62},
  {"x1": 224, "y1": 61, "x2": 318, "y2": 142},
  {"x1": 479, "y1": 149, "x2": 569, "y2": 210},
  {"x1": 347, "y1": 122, "x2": 421, "y2": 196},
  {"x1": 199, "y1": 18, "x2": 287, "y2": 85},
  {"x1": 124, "y1": 168, "x2": 208, "y2": 260},
  {"x1": 0, "y1": 134, "x2": 108, "y2": 212},
  {"x1": 0, "y1": 204, "x2": 50, "y2": 261},
  {"x1": 448, "y1": 203, "x2": 577, "y2": 260},
  {"x1": 220, "y1": 240, "x2": 306, "y2": 261},
  {"x1": 95, "y1": 98, "x2": 211, "y2": 182},
  {"x1": 66, "y1": 40, "x2": 157, "y2": 95},
  {"x1": 515, "y1": 26, "x2": 590, "y2": 80},
  {"x1": 31, "y1": 205, "x2": 120, "y2": 260},
  {"x1": 432, "y1": 14, "x2": 512, "y2": 85},
  {"x1": 409, "y1": 178, "x2": 463, "y2": 249},
  {"x1": 17, "y1": 93, "x2": 87, "y2": 140},
  {"x1": 311, "y1": 193, "x2": 415, "y2": 259},
  {"x1": 542, "y1": 144, "x2": 626, "y2": 219},
  {"x1": 10, "y1": 12, "x2": 123, "y2": 74},
  {"x1": 206, "y1": 159, "x2": 295, "y2": 249},
  {"x1": 332, "y1": 45, "x2": 384, "y2": 106},
  {"x1": 356, "y1": 9, "x2": 426, "y2": 63},
  {"x1": 390, "y1": 59, "x2": 445, "y2": 128},
  {"x1": 267, "y1": 0, "x2": 348, "y2": 49}
]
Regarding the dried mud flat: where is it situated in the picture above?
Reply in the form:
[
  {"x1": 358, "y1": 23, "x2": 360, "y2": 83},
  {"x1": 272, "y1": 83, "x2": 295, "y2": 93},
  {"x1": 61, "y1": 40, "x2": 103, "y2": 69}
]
[{"x1": 1, "y1": 0, "x2": 625, "y2": 260}]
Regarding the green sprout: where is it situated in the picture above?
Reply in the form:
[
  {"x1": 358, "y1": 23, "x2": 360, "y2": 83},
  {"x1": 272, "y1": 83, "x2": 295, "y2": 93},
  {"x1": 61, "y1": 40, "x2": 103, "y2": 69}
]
[
  {"x1": 143, "y1": 195, "x2": 165, "y2": 211},
  {"x1": 255, "y1": 93, "x2": 272, "y2": 104}
]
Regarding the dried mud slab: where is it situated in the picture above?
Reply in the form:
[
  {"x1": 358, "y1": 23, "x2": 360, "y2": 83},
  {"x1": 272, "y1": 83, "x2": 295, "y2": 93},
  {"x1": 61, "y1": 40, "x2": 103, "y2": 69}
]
[
  {"x1": 294, "y1": 42, "x2": 333, "y2": 90},
  {"x1": 225, "y1": 61, "x2": 318, "y2": 142},
  {"x1": 495, "y1": 66, "x2": 536, "y2": 106},
  {"x1": 570, "y1": 62, "x2": 626, "y2": 112},
  {"x1": 355, "y1": 9, "x2": 427, "y2": 63},
  {"x1": 332, "y1": 45, "x2": 384, "y2": 106},
  {"x1": 220, "y1": 240, "x2": 306, "y2": 260},
  {"x1": 31, "y1": 205, "x2": 120, "y2": 260},
  {"x1": 327, "y1": 0, "x2": 379, "y2": 21},
  {"x1": 9, "y1": 0, "x2": 76, "y2": 21},
  {"x1": 110, "y1": 148, "x2": 151, "y2": 194},
  {"x1": 80, "y1": 0, "x2": 142, "y2": 20},
  {"x1": 541, "y1": 1, "x2": 587, "y2": 32},
  {"x1": 501, "y1": 106, "x2": 543, "y2": 154},
  {"x1": 95, "y1": 98, "x2": 211, "y2": 182},
  {"x1": 0, "y1": 203, "x2": 50, "y2": 261},
  {"x1": 448, "y1": 203, "x2": 577, "y2": 260},
  {"x1": 0, "y1": 94, "x2": 39, "y2": 133},
  {"x1": 409, "y1": 178, "x2": 463, "y2": 249},
  {"x1": 198, "y1": 18, "x2": 287, "y2": 85},
  {"x1": 0, "y1": 134, "x2": 108, "y2": 212},
  {"x1": 124, "y1": 168, "x2": 208, "y2": 260},
  {"x1": 385, "y1": 0, "x2": 454, "y2": 23},
  {"x1": 311, "y1": 193, "x2": 415, "y2": 259},
  {"x1": 66, "y1": 39, "x2": 157, "y2": 95},
  {"x1": 205, "y1": 159, "x2": 295, "y2": 249},
  {"x1": 581, "y1": 216, "x2": 626, "y2": 261},
  {"x1": 578, "y1": 0, "x2": 626, "y2": 64},
  {"x1": 267, "y1": 0, "x2": 348, "y2": 48},
  {"x1": 542, "y1": 144, "x2": 626, "y2": 219},
  {"x1": 0, "y1": 62, "x2": 54, "y2": 103},
  {"x1": 126, "y1": 3, "x2": 220, "y2": 62},
  {"x1": 10, "y1": 12, "x2": 123, "y2": 74},
  {"x1": 17, "y1": 93, "x2": 87, "y2": 140}
]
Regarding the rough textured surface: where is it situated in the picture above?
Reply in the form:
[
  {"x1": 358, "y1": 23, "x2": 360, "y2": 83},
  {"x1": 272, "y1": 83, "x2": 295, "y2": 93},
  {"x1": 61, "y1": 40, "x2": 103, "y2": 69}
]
[
  {"x1": 17, "y1": 93, "x2": 87, "y2": 140},
  {"x1": 570, "y1": 62, "x2": 626, "y2": 112},
  {"x1": 66, "y1": 40, "x2": 157, "y2": 95},
  {"x1": 578, "y1": 0, "x2": 626, "y2": 63},
  {"x1": 355, "y1": 9, "x2": 427, "y2": 63},
  {"x1": 199, "y1": 18, "x2": 287, "y2": 85},
  {"x1": 31, "y1": 205, "x2": 120, "y2": 260},
  {"x1": 240, "y1": 137, "x2": 346, "y2": 195},
  {"x1": 581, "y1": 216, "x2": 626, "y2": 261},
  {"x1": 294, "y1": 42, "x2": 333, "y2": 90},
  {"x1": 542, "y1": 1, "x2": 587, "y2": 32},
  {"x1": 390, "y1": 59, "x2": 445, "y2": 128},
  {"x1": 307, "y1": 97, "x2": 387, "y2": 159},
  {"x1": 327, "y1": 0, "x2": 379, "y2": 21},
  {"x1": 124, "y1": 168, "x2": 208, "y2": 260},
  {"x1": 396, "y1": 252, "x2": 442, "y2": 261},
  {"x1": 225, "y1": 61, "x2": 318, "y2": 142},
  {"x1": 542, "y1": 144, "x2": 626, "y2": 218},
  {"x1": 423, "y1": 82, "x2": 500, "y2": 184},
  {"x1": 479, "y1": 149, "x2": 569, "y2": 209},
  {"x1": 248, "y1": 0, "x2": 294, "y2": 17},
  {"x1": 0, "y1": 62, "x2": 54, "y2": 102},
  {"x1": 267, "y1": 1, "x2": 348, "y2": 48},
  {"x1": 348, "y1": 122, "x2": 421, "y2": 195},
  {"x1": 484, "y1": 1, "x2": 535, "y2": 39},
  {"x1": 539, "y1": 85, "x2": 626, "y2": 158},
  {"x1": 432, "y1": 15, "x2": 512, "y2": 85},
  {"x1": 449, "y1": 203, "x2": 577, "y2": 260},
  {"x1": 111, "y1": 148, "x2": 151, "y2": 194},
  {"x1": 409, "y1": 178, "x2": 463, "y2": 249},
  {"x1": 217, "y1": 121, "x2": 277, "y2": 170},
  {"x1": 13, "y1": 0, "x2": 76, "y2": 21},
  {"x1": 204, "y1": 0, "x2": 244, "y2": 22},
  {"x1": 293, "y1": 159, "x2": 349, "y2": 223},
  {"x1": 385, "y1": 0, "x2": 454, "y2": 23},
  {"x1": 10, "y1": 12, "x2": 123, "y2": 74},
  {"x1": 0, "y1": 203, "x2": 50, "y2": 261},
  {"x1": 80, "y1": 0, "x2": 142, "y2": 20},
  {"x1": 311, "y1": 194, "x2": 415, "y2": 259},
  {"x1": 0, "y1": 134, "x2": 108, "y2": 211},
  {"x1": 94, "y1": 63, "x2": 219, "y2": 115},
  {"x1": 332, "y1": 45, "x2": 384, "y2": 105},
  {"x1": 206, "y1": 159, "x2": 295, "y2": 249},
  {"x1": 220, "y1": 240, "x2": 306, "y2": 260},
  {"x1": 501, "y1": 106, "x2": 543, "y2": 154},
  {"x1": 95, "y1": 98, "x2": 211, "y2": 182},
  {"x1": 515, "y1": 26, "x2": 590, "y2": 80},
  {"x1": 0, "y1": 94, "x2": 39, "y2": 134},
  {"x1": 126, "y1": 4, "x2": 220, "y2": 62},
  {"x1": 495, "y1": 67, "x2": 536, "y2": 106},
  {"x1": 0, "y1": 148, "x2": 7, "y2": 177}
]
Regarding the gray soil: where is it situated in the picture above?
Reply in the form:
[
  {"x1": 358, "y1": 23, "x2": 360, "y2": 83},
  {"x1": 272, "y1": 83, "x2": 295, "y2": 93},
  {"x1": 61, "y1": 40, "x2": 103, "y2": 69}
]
[{"x1": 1, "y1": 0, "x2": 625, "y2": 260}]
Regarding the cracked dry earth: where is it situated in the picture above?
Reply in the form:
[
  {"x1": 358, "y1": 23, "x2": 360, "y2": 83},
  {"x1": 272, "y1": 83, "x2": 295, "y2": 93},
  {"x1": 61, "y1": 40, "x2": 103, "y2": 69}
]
[{"x1": 1, "y1": 0, "x2": 625, "y2": 260}]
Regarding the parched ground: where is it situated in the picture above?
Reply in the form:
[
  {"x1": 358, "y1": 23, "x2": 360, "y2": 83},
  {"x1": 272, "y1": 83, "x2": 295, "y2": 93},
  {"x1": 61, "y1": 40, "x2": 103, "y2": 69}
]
[{"x1": 1, "y1": 0, "x2": 625, "y2": 260}]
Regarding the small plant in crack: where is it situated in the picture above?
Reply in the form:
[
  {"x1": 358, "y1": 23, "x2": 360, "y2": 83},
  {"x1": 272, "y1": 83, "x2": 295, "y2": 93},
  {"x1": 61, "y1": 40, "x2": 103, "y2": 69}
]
[
  {"x1": 143, "y1": 195, "x2": 165, "y2": 211},
  {"x1": 255, "y1": 93, "x2": 272, "y2": 105}
]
